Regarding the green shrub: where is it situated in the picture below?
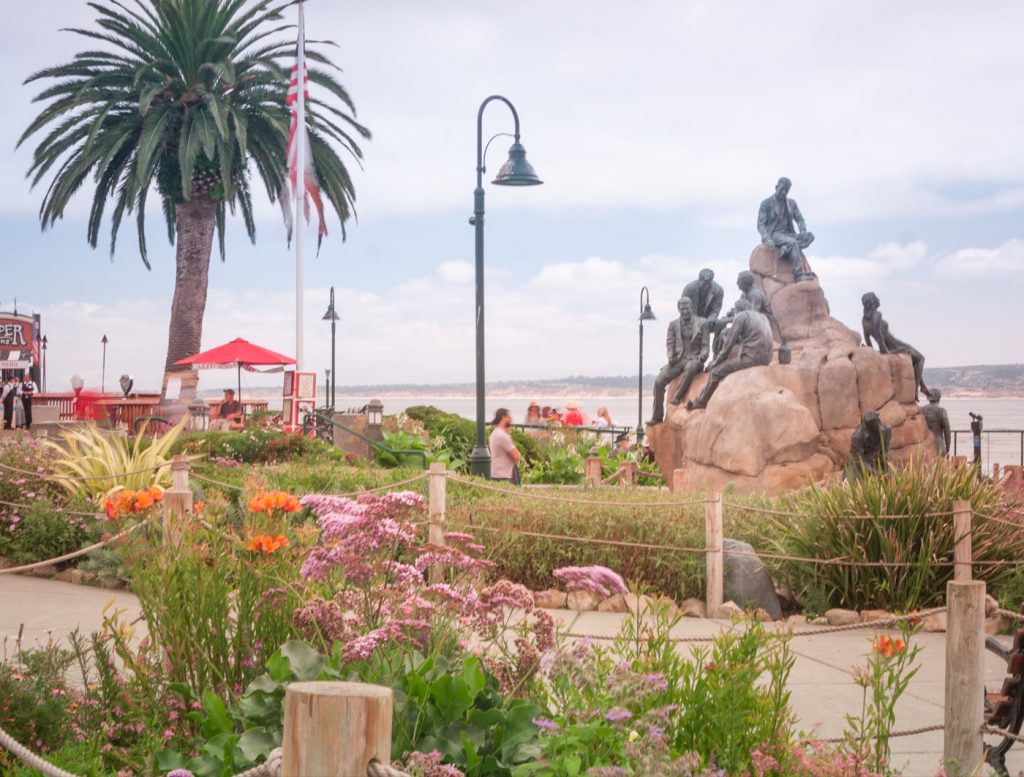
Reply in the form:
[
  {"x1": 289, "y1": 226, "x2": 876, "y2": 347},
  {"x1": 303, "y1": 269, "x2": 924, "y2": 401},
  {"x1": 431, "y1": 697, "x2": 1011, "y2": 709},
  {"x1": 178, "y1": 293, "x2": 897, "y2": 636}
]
[
  {"x1": 405, "y1": 405, "x2": 539, "y2": 470},
  {"x1": 767, "y1": 458, "x2": 1024, "y2": 611},
  {"x1": 2, "y1": 498, "x2": 86, "y2": 564},
  {"x1": 174, "y1": 429, "x2": 340, "y2": 465},
  {"x1": 0, "y1": 636, "x2": 75, "y2": 753}
]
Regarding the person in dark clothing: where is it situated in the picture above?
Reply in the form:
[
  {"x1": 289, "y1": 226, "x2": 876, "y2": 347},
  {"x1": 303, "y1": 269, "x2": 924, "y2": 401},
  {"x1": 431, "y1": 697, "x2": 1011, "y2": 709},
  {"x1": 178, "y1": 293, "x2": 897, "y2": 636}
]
[
  {"x1": 19, "y1": 372, "x2": 37, "y2": 430},
  {"x1": 687, "y1": 299, "x2": 773, "y2": 410},
  {"x1": 1, "y1": 376, "x2": 17, "y2": 430}
]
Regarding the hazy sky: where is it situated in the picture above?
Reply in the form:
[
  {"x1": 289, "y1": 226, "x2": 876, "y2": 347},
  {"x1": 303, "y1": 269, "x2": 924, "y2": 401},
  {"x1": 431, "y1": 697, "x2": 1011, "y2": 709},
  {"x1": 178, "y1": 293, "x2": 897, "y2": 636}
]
[{"x1": 3, "y1": 1, "x2": 1023, "y2": 392}]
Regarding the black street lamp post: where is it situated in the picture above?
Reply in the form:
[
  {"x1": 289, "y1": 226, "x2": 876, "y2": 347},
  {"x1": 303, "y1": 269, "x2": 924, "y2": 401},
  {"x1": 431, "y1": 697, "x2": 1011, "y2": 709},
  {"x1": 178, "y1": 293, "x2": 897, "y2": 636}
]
[
  {"x1": 468, "y1": 95, "x2": 543, "y2": 478},
  {"x1": 636, "y1": 287, "x2": 656, "y2": 443},
  {"x1": 41, "y1": 335, "x2": 47, "y2": 393},
  {"x1": 101, "y1": 334, "x2": 108, "y2": 394},
  {"x1": 322, "y1": 287, "x2": 339, "y2": 409}
]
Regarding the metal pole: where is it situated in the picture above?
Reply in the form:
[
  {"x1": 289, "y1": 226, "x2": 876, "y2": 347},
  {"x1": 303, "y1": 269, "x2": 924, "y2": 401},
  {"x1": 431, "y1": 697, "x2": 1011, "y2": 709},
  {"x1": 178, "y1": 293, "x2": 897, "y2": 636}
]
[
  {"x1": 468, "y1": 95, "x2": 523, "y2": 479},
  {"x1": 41, "y1": 337, "x2": 47, "y2": 393},
  {"x1": 294, "y1": 0, "x2": 307, "y2": 371},
  {"x1": 101, "y1": 335, "x2": 108, "y2": 394},
  {"x1": 330, "y1": 314, "x2": 336, "y2": 408},
  {"x1": 637, "y1": 319, "x2": 644, "y2": 441}
]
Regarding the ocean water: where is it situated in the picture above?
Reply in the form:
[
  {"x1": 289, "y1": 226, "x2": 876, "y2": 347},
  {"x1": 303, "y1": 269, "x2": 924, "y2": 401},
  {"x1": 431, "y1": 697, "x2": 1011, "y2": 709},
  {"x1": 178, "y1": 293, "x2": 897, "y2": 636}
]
[{"x1": 325, "y1": 395, "x2": 1024, "y2": 473}]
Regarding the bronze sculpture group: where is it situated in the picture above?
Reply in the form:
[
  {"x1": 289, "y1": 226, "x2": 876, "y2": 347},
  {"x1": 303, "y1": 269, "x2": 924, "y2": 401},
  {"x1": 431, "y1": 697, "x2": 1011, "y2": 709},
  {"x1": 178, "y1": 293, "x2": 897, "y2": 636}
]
[{"x1": 646, "y1": 176, "x2": 943, "y2": 472}]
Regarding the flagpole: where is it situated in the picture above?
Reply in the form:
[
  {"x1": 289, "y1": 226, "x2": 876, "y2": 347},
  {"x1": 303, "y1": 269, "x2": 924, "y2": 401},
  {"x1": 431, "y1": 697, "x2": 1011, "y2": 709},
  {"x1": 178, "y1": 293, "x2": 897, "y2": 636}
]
[{"x1": 294, "y1": 0, "x2": 306, "y2": 371}]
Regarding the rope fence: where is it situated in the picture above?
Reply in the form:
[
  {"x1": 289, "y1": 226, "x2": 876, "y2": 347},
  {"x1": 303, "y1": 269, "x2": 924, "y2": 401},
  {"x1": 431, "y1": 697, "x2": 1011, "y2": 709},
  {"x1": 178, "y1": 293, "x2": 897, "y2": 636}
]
[
  {"x1": 191, "y1": 470, "x2": 429, "y2": 497},
  {"x1": 0, "y1": 460, "x2": 168, "y2": 482},
  {"x1": 0, "y1": 518, "x2": 150, "y2": 575}
]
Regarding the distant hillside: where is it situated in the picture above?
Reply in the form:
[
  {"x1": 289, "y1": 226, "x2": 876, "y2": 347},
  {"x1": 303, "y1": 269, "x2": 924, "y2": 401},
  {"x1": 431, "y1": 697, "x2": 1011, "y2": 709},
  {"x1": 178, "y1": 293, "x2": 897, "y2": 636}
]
[
  {"x1": 924, "y1": 364, "x2": 1024, "y2": 396},
  {"x1": 326, "y1": 365, "x2": 1024, "y2": 398}
]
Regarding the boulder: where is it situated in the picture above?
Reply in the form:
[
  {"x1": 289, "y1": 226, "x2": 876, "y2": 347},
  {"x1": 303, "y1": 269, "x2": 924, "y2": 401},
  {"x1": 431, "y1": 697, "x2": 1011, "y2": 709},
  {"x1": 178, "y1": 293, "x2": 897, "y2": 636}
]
[
  {"x1": 860, "y1": 609, "x2": 894, "y2": 624},
  {"x1": 771, "y1": 281, "x2": 831, "y2": 342},
  {"x1": 786, "y1": 614, "x2": 809, "y2": 627},
  {"x1": 598, "y1": 594, "x2": 627, "y2": 613},
  {"x1": 749, "y1": 244, "x2": 812, "y2": 287},
  {"x1": 623, "y1": 593, "x2": 656, "y2": 615},
  {"x1": 889, "y1": 355, "x2": 918, "y2": 403},
  {"x1": 825, "y1": 608, "x2": 861, "y2": 626},
  {"x1": 851, "y1": 348, "x2": 894, "y2": 415},
  {"x1": 723, "y1": 538, "x2": 783, "y2": 620},
  {"x1": 714, "y1": 601, "x2": 745, "y2": 619},
  {"x1": 680, "y1": 597, "x2": 707, "y2": 618},
  {"x1": 534, "y1": 589, "x2": 567, "y2": 609},
  {"x1": 566, "y1": 590, "x2": 602, "y2": 612},
  {"x1": 818, "y1": 354, "x2": 861, "y2": 430},
  {"x1": 922, "y1": 611, "x2": 947, "y2": 633}
]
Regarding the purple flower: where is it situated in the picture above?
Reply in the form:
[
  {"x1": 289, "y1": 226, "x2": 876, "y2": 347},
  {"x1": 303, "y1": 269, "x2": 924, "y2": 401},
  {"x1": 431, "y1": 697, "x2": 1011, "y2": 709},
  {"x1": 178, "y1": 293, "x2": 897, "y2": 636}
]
[
  {"x1": 553, "y1": 565, "x2": 628, "y2": 598},
  {"x1": 604, "y1": 706, "x2": 632, "y2": 722},
  {"x1": 532, "y1": 716, "x2": 560, "y2": 732}
]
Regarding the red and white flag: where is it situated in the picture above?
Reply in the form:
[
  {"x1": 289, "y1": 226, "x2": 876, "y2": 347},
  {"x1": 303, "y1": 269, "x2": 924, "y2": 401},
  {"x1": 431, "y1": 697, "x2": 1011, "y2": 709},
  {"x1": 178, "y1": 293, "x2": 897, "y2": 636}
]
[{"x1": 282, "y1": 60, "x2": 327, "y2": 249}]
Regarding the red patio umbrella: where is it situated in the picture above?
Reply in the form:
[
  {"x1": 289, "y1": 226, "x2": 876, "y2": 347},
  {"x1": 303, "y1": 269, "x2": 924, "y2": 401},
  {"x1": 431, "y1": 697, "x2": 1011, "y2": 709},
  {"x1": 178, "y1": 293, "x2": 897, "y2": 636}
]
[{"x1": 175, "y1": 338, "x2": 296, "y2": 399}]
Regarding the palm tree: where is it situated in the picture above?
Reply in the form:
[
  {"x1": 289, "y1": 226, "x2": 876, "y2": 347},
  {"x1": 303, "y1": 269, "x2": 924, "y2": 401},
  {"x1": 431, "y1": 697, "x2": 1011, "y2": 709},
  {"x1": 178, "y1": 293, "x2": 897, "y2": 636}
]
[{"x1": 19, "y1": 0, "x2": 369, "y2": 397}]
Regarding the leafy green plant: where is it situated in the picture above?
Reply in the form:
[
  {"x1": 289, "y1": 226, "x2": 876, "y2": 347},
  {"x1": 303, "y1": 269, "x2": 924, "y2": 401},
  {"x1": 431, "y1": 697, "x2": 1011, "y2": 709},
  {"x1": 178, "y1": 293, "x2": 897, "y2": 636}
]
[
  {"x1": 1, "y1": 497, "x2": 86, "y2": 565},
  {"x1": 45, "y1": 417, "x2": 190, "y2": 498},
  {"x1": 0, "y1": 630, "x2": 75, "y2": 753},
  {"x1": 768, "y1": 458, "x2": 1024, "y2": 610},
  {"x1": 842, "y1": 623, "x2": 921, "y2": 775},
  {"x1": 522, "y1": 447, "x2": 585, "y2": 484},
  {"x1": 174, "y1": 429, "x2": 338, "y2": 465}
]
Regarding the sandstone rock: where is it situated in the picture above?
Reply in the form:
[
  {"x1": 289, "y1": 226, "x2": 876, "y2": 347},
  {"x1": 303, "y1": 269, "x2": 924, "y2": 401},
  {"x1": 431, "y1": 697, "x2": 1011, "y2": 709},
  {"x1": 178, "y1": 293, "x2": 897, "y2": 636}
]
[
  {"x1": 534, "y1": 589, "x2": 567, "y2": 609},
  {"x1": 567, "y1": 590, "x2": 602, "y2": 612},
  {"x1": 598, "y1": 594, "x2": 627, "y2": 613},
  {"x1": 852, "y1": 347, "x2": 895, "y2": 416},
  {"x1": 55, "y1": 568, "x2": 95, "y2": 585},
  {"x1": 860, "y1": 609, "x2": 894, "y2": 624},
  {"x1": 653, "y1": 595, "x2": 681, "y2": 618},
  {"x1": 680, "y1": 597, "x2": 707, "y2": 618},
  {"x1": 818, "y1": 354, "x2": 861, "y2": 430},
  {"x1": 0, "y1": 556, "x2": 14, "y2": 570},
  {"x1": 889, "y1": 355, "x2": 918, "y2": 403},
  {"x1": 98, "y1": 577, "x2": 127, "y2": 590},
  {"x1": 753, "y1": 607, "x2": 774, "y2": 622},
  {"x1": 714, "y1": 601, "x2": 745, "y2": 619},
  {"x1": 787, "y1": 614, "x2": 808, "y2": 626},
  {"x1": 922, "y1": 611, "x2": 947, "y2": 633},
  {"x1": 891, "y1": 412, "x2": 930, "y2": 451},
  {"x1": 27, "y1": 564, "x2": 57, "y2": 578},
  {"x1": 760, "y1": 455, "x2": 834, "y2": 492},
  {"x1": 749, "y1": 244, "x2": 812, "y2": 286},
  {"x1": 623, "y1": 593, "x2": 656, "y2": 615},
  {"x1": 825, "y1": 608, "x2": 861, "y2": 626},
  {"x1": 824, "y1": 428, "x2": 857, "y2": 459},
  {"x1": 723, "y1": 539, "x2": 783, "y2": 620},
  {"x1": 772, "y1": 281, "x2": 831, "y2": 342},
  {"x1": 879, "y1": 400, "x2": 909, "y2": 430},
  {"x1": 768, "y1": 362, "x2": 822, "y2": 427}
]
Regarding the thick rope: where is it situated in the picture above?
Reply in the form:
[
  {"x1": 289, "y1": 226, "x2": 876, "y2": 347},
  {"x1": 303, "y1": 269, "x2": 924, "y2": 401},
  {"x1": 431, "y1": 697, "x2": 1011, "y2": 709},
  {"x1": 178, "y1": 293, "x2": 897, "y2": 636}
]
[
  {"x1": 723, "y1": 502, "x2": 952, "y2": 520},
  {"x1": 192, "y1": 471, "x2": 429, "y2": 496},
  {"x1": 811, "y1": 723, "x2": 945, "y2": 744},
  {"x1": 447, "y1": 474, "x2": 708, "y2": 508},
  {"x1": 559, "y1": 607, "x2": 946, "y2": 643},
  {"x1": 994, "y1": 608, "x2": 1024, "y2": 624},
  {"x1": 0, "y1": 460, "x2": 168, "y2": 482},
  {"x1": 0, "y1": 723, "x2": 83, "y2": 777},
  {"x1": 971, "y1": 509, "x2": 1023, "y2": 529},
  {"x1": 0, "y1": 498, "x2": 102, "y2": 518},
  {"x1": 0, "y1": 518, "x2": 149, "y2": 575},
  {"x1": 460, "y1": 523, "x2": 707, "y2": 555},
  {"x1": 981, "y1": 723, "x2": 1024, "y2": 744}
]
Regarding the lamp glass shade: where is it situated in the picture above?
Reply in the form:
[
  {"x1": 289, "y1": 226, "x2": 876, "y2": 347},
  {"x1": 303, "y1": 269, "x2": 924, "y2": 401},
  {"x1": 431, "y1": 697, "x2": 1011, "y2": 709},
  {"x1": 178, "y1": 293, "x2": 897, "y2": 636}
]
[
  {"x1": 492, "y1": 142, "x2": 543, "y2": 186},
  {"x1": 322, "y1": 305, "x2": 339, "y2": 322},
  {"x1": 639, "y1": 303, "x2": 656, "y2": 321}
]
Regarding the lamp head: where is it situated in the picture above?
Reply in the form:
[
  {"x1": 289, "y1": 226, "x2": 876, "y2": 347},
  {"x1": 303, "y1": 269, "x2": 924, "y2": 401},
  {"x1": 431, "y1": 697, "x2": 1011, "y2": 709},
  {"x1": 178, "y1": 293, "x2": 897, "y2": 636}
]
[
  {"x1": 639, "y1": 302, "x2": 656, "y2": 322},
  {"x1": 492, "y1": 142, "x2": 543, "y2": 186},
  {"x1": 101, "y1": 334, "x2": 108, "y2": 345},
  {"x1": 322, "y1": 304, "x2": 339, "y2": 322}
]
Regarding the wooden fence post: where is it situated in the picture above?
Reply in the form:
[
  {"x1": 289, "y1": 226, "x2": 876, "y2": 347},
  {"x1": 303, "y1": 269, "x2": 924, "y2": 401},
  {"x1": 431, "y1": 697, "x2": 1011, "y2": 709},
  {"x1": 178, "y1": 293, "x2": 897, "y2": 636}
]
[
  {"x1": 428, "y1": 462, "x2": 447, "y2": 584},
  {"x1": 944, "y1": 580, "x2": 986, "y2": 775},
  {"x1": 621, "y1": 460, "x2": 638, "y2": 487},
  {"x1": 163, "y1": 455, "x2": 192, "y2": 546},
  {"x1": 953, "y1": 500, "x2": 972, "y2": 583},
  {"x1": 282, "y1": 682, "x2": 392, "y2": 777},
  {"x1": 704, "y1": 492, "x2": 724, "y2": 617},
  {"x1": 584, "y1": 450, "x2": 602, "y2": 485}
]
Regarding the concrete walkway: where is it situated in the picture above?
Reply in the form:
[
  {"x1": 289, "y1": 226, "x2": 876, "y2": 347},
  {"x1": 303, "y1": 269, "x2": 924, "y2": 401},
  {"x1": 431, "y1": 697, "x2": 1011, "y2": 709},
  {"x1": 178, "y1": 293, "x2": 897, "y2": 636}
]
[{"x1": 2, "y1": 576, "x2": 1021, "y2": 776}]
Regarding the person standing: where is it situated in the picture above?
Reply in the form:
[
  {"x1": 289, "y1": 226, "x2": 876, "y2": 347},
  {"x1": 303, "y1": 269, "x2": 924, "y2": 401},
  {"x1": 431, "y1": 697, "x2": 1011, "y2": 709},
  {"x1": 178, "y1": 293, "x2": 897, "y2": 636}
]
[
  {"x1": 18, "y1": 372, "x2": 37, "y2": 430},
  {"x1": 489, "y1": 408, "x2": 522, "y2": 483},
  {"x1": 563, "y1": 401, "x2": 584, "y2": 426},
  {"x1": 1, "y1": 376, "x2": 18, "y2": 430}
]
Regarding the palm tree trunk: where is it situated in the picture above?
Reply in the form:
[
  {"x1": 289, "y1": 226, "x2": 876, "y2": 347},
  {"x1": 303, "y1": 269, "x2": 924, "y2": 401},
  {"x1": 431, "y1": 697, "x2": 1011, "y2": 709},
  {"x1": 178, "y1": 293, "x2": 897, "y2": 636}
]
[{"x1": 161, "y1": 197, "x2": 216, "y2": 400}]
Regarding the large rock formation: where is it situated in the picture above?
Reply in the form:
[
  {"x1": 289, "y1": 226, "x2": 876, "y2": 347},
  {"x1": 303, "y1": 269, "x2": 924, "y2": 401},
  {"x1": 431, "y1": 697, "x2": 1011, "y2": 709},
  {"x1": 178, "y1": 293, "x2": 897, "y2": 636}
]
[{"x1": 647, "y1": 245, "x2": 933, "y2": 495}]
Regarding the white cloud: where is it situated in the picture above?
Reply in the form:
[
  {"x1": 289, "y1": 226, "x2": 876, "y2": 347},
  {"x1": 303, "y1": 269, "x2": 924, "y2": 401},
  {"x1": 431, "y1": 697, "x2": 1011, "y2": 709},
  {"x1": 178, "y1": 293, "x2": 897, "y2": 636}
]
[
  {"x1": 934, "y1": 239, "x2": 1024, "y2": 278},
  {"x1": 437, "y1": 261, "x2": 474, "y2": 284}
]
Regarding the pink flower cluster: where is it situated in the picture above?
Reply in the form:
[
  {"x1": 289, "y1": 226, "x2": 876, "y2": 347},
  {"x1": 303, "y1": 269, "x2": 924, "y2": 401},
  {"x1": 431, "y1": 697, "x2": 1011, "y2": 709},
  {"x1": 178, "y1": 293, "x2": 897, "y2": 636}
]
[
  {"x1": 553, "y1": 565, "x2": 628, "y2": 598},
  {"x1": 401, "y1": 749, "x2": 466, "y2": 777}
]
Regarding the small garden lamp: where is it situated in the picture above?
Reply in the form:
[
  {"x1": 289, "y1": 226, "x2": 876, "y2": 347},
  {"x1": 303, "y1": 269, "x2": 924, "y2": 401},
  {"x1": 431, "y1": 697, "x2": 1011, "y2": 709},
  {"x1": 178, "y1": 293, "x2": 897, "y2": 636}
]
[
  {"x1": 367, "y1": 399, "x2": 383, "y2": 427},
  {"x1": 637, "y1": 287, "x2": 656, "y2": 442}
]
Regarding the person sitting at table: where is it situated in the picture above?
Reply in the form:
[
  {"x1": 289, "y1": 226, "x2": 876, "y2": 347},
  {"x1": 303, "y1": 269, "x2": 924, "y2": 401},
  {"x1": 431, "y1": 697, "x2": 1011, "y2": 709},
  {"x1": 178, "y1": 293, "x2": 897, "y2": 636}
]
[{"x1": 210, "y1": 388, "x2": 244, "y2": 431}]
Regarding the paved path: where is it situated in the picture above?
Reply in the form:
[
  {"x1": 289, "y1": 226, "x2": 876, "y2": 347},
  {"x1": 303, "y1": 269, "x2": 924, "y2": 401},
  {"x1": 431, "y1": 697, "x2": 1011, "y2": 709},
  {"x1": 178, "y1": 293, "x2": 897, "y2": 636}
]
[{"x1": 2, "y1": 576, "x2": 1021, "y2": 776}]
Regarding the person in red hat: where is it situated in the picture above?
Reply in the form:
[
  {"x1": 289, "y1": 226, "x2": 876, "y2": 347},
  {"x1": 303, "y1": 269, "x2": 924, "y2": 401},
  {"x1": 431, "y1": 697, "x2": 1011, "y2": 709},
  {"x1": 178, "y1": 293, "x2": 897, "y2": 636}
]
[{"x1": 563, "y1": 400, "x2": 584, "y2": 426}]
